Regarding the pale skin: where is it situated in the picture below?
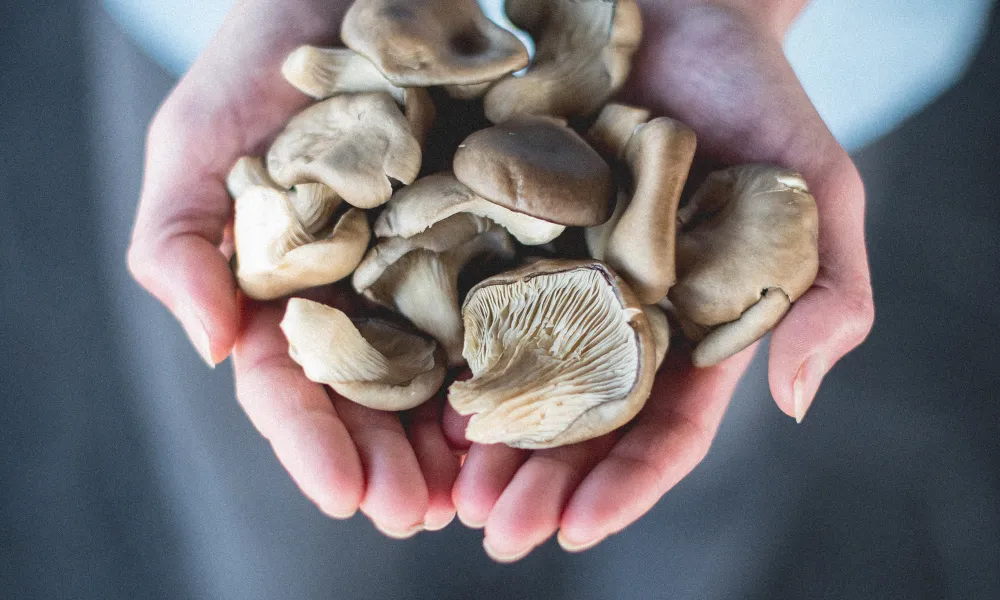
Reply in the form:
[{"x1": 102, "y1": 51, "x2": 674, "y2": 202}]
[{"x1": 128, "y1": 0, "x2": 874, "y2": 558}]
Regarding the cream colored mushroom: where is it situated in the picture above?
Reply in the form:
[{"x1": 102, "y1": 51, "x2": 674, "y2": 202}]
[
  {"x1": 281, "y1": 299, "x2": 446, "y2": 411},
  {"x1": 341, "y1": 0, "x2": 529, "y2": 87},
  {"x1": 280, "y1": 46, "x2": 437, "y2": 145},
  {"x1": 228, "y1": 157, "x2": 370, "y2": 300},
  {"x1": 374, "y1": 173, "x2": 565, "y2": 246},
  {"x1": 453, "y1": 116, "x2": 614, "y2": 227},
  {"x1": 448, "y1": 259, "x2": 656, "y2": 449},
  {"x1": 483, "y1": 0, "x2": 643, "y2": 123},
  {"x1": 644, "y1": 303, "x2": 670, "y2": 370},
  {"x1": 353, "y1": 217, "x2": 515, "y2": 366},
  {"x1": 670, "y1": 164, "x2": 820, "y2": 367},
  {"x1": 266, "y1": 93, "x2": 422, "y2": 209},
  {"x1": 586, "y1": 108, "x2": 697, "y2": 304}
]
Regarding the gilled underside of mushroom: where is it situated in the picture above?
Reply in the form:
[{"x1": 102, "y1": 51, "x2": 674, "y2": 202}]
[
  {"x1": 450, "y1": 263, "x2": 650, "y2": 449},
  {"x1": 281, "y1": 299, "x2": 446, "y2": 411}
]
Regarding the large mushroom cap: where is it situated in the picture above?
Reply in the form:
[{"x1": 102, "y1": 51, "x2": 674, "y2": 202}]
[
  {"x1": 670, "y1": 164, "x2": 820, "y2": 366},
  {"x1": 374, "y1": 173, "x2": 566, "y2": 246},
  {"x1": 341, "y1": 0, "x2": 529, "y2": 87},
  {"x1": 281, "y1": 299, "x2": 446, "y2": 411},
  {"x1": 266, "y1": 92, "x2": 422, "y2": 209},
  {"x1": 453, "y1": 117, "x2": 614, "y2": 227},
  {"x1": 483, "y1": 0, "x2": 642, "y2": 122},
  {"x1": 448, "y1": 259, "x2": 656, "y2": 449}
]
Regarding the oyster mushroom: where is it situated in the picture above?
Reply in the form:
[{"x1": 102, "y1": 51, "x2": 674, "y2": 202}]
[
  {"x1": 586, "y1": 108, "x2": 697, "y2": 304},
  {"x1": 374, "y1": 173, "x2": 565, "y2": 246},
  {"x1": 281, "y1": 299, "x2": 446, "y2": 411},
  {"x1": 670, "y1": 164, "x2": 820, "y2": 367},
  {"x1": 453, "y1": 116, "x2": 614, "y2": 227},
  {"x1": 266, "y1": 92, "x2": 422, "y2": 209},
  {"x1": 280, "y1": 46, "x2": 437, "y2": 145},
  {"x1": 483, "y1": 0, "x2": 643, "y2": 123},
  {"x1": 353, "y1": 217, "x2": 515, "y2": 365},
  {"x1": 448, "y1": 259, "x2": 657, "y2": 449},
  {"x1": 227, "y1": 158, "x2": 370, "y2": 301},
  {"x1": 341, "y1": 0, "x2": 529, "y2": 87},
  {"x1": 644, "y1": 303, "x2": 670, "y2": 370}
]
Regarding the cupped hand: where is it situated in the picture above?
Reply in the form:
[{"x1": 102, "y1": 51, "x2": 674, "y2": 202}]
[
  {"x1": 451, "y1": 0, "x2": 875, "y2": 561},
  {"x1": 127, "y1": 0, "x2": 459, "y2": 534}
]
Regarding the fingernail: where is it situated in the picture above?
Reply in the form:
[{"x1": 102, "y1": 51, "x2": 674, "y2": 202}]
[
  {"x1": 182, "y1": 306, "x2": 215, "y2": 368},
  {"x1": 324, "y1": 507, "x2": 357, "y2": 521},
  {"x1": 557, "y1": 531, "x2": 603, "y2": 553},
  {"x1": 424, "y1": 511, "x2": 456, "y2": 532},
  {"x1": 483, "y1": 537, "x2": 531, "y2": 564},
  {"x1": 792, "y1": 357, "x2": 826, "y2": 423},
  {"x1": 375, "y1": 521, "x2": 424, "y2": 540},
  {"x1": 457, "y1": 511, "x2": 486, "y2": 529}
]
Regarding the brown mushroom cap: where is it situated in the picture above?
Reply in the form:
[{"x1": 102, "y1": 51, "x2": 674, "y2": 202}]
[
  {"x1": 266, "y1": 93, "x2": 422, "y2": 209},
  {"x1": 453, "y1": 117, "x2": 614, "y2": 227},
  {"x1": 483, "y1": 0, "x2": 642, "y2": 122},
  {"x1": 340, "y1": 0, "x2": 529, "y2": 87},
  {"x1": 670, "y1": 164, "x2": 819, "y2": 366},
  {"x1": 449, "y1": 259, "x2": 656, "y2": 449},
  {"x1": 281, "y1": 299, "x2": 446, "y2": 411}
]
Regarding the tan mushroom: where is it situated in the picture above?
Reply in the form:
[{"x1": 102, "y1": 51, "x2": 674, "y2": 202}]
[
  {"x1": 453, "y1": 116, "x2": 614, "y2": 227},
  {"x1": 483, "y1": 0, "x2": 643, "y2": 123},
  {"x1": 448, "y1": 259, "x2": 656, "y2": 449},
  {"x1": 375, "y1": 173, "x2": 565, "y2": 246},
  {"x1": 353, "y1": 217, "x2": 515, "y2": 365},
  {"x1": 644, "y1": 303, "x2": 670, "y2": 370},
  {"x1": 266, "y1": 93, "x2": 422, "y2": 209},
  {"x1": 281, "y1": 298, "x2": 446, "y2": 411},
  {"x1": 341, "y1": 0, "x2": 529, "y2": 87},
  {"x1": 280, "y1": 46, "x2": 437, "y2": 145},
  {"x1": 228, "y1": 158, "x2": 370, "y2": 300},
  {"x1": 586, "y1": 108, "x2": 697, "y2": 304},
  {"x1": 670, "y1": 164, "x2": 820, "y2": 367}
]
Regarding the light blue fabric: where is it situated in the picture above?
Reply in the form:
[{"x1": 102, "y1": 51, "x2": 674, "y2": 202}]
[{"x1": 102, "y1": 0, "x2": 993, "y2": 151}]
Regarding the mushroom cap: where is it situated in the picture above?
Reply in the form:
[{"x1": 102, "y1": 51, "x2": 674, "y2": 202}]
[
  {"x1": 374, "y1": 173, "x2": 566, "y2": 246},
  {"x1": 671, "y1": 164, "x2": 819, "y2": 326},
  {"x1": 340, "y1": 0, "x2": 529, "y2": 87},
  {"x1": 452, "y1": 117, "x2": 614, "y2": 227},
  {"x1": 233, "y1": 186, "x2": 370, "y2": 300},
  {"x1": 483, "y1": 0, "x2": 642, "y2": 122},
  {"x1": 644, "y1": 303, "x2": 671, "y2": 370},
  {"x1": 281, "y1": 46, "x2": 406, "y2": 102},
  {"x1": 449, "y1": 259, "x2": 656, "y2": 449},
  {"x1": 281, "y1": 299, "x2": 446, "y2": 411},
  {"x1": 266, "y1": 93, "x2": 422, "y2": 209},
  {"x1": 602, "y1": 116, "x2": 697, "y2": 304}
]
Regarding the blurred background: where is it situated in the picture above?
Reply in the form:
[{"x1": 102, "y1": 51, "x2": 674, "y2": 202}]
[{"x1": 2, "y1": 1, "x2": 998, "y2": 598}]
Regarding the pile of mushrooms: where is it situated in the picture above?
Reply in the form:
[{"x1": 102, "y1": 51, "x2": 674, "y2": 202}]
[{"x1": 229, "y1": 0, "x2": 819, "y2": 450}]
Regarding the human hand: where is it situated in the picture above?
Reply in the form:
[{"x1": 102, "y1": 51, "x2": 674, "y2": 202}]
[
  {"x1": 450, "y1": 0, "x2": 875, "y2": 561},
  {"x1": 127, "y1": 0, "x2": 459, "y2": 534}
]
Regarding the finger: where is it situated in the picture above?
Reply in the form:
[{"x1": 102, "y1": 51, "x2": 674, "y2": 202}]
[
  {"x1": 452, "y1": 443, "x2": 528, "y2": 529},
  {"x1": 442, "y1": 398, "x2": 473, "y2": 453},
  {"x1": 770, "y1": 162, "x2": 874, "y2": 422},
  {"x1": 232, "y1": 299, "x2": 364, "y2": 519},
  {"x1": 558, "y1": 347, "x2": 755, "y2": 551},
  {"x1": 405, "y1": 397, "x2": 461, "y2": 531},
  {"x1": 336, "y1": 399, "x2": 429, "y2": 538},
  {"x1": 482, "y1": 435, "x2": 616, "y2": 563}
]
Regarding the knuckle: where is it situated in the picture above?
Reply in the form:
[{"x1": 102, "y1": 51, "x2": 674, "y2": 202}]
[{"x1": 840, "y1": 285, "x2": 875, "y2": 344}]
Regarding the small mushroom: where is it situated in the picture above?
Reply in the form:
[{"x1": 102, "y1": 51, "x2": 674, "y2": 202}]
[
  {"x1": 670, "y1": 164, "x2": 820, "y2": 367},
  {"x1": 341, "y1": 0, "x2": 529, "y2": 87},
  {"x1": 453, "y1": 116, "x2": 614, "y2": 227},
  {"x1": 228, "y1": 158, "x2": 370, "y2": 300},
  {"x1": 586, "y1": 108, "x2": 697, "y2": 304},
  {"x1": 280, "y1": 46, "x2": 437, "y2": 145},
  {"x1": 448, "y1": 259, "x2": 657, "y2": 449},
  {"x1": 266, "y1": 93, "x2": 423, "y2": 209},
  {"x1": 281, "y1": 298, "x2": 446, "y2": 411},
  {"x1": 483, "y1": 0, "x2": 643, "y2": 123},
  {"x1": 353, "y1": 217, "x2": 515, "y2": 365},
  {"x1": 374, "y1": 173, "x2": 565, "y2": 246}
]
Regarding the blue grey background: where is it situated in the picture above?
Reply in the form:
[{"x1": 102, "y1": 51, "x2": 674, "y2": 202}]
[{"x1": 1, "y1": 2, "x2": 999, "y2": 599}]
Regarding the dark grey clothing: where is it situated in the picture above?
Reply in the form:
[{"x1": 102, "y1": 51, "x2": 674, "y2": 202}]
[{"x1": 1, "y1": 3, "x2": 998, "y2": 599}]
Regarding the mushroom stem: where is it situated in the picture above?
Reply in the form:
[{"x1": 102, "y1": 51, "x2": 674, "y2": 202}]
[{"x1": 226, "y1": 156, "x2": 277, "y2": 199}]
